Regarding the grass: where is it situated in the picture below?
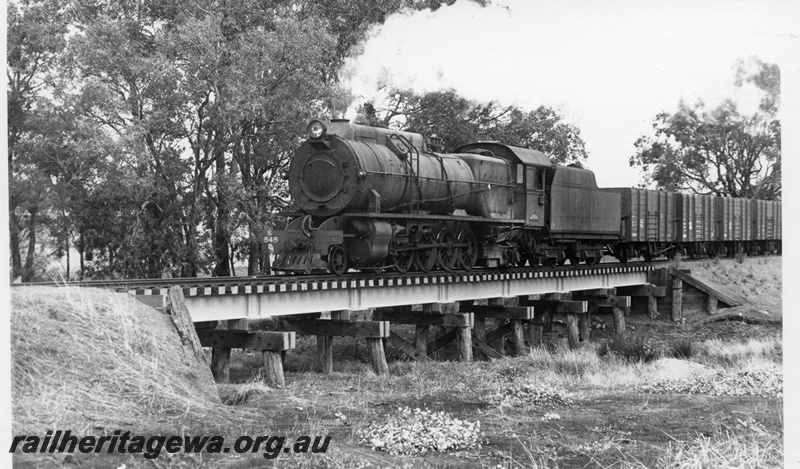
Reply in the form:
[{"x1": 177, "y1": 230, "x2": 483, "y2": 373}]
[
  {"x1": 690, "y1": 257, "x2": 782, "y2": 316},
  {"x1": 12, "y1": 287, "x2": 223, "y2": 434},
  {"x1": 697, "y1": 337, "x2": 782, "y2": 368},
  {"x1": 658, "y1": 428, "x2": 783, "y2": 468}
]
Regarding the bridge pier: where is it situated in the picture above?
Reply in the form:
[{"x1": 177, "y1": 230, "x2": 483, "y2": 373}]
[
  {"x1": 573, "y1": 289, "x2": 631, "y2": 342},
  {"x1": 373, "y1": 303, "x2": 473, "y2": 362},
  {"x1": 276, "y1": 314, "x2": 391, "y2": 375},
  {"x1": 522, "y1": 293, "x2": 588, "y2": 349},
  {"x1": 618, "y1": 284, "x2": 667, "y2": 319},
  {"x1": 466, "y1": 299, "x2": 533, "y2": 357},
  {"x1": 196, "y1": 328, "x2": 296, "y2": 386}
]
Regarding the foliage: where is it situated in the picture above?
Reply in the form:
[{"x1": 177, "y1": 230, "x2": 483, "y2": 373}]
[
  {"x1": 669, "y1": 337, "x2": 696, "y2": 359},
  {"x1": 630, "y1": 58, "x2": 780, "y2": 199},
  {"x1": 356, "y1": 89, "x2": 589, "y2": 165},
  {"x1": 7, "y1": 0, "x2": 70, "y2": 281},
  {"x1": 10, "y1": 0, "x2": 475, "y2": 279}
]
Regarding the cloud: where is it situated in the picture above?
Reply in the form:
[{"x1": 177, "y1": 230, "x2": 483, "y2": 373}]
[{"x1": 342, "y1": 0, "x2": 797, "y2": 186}]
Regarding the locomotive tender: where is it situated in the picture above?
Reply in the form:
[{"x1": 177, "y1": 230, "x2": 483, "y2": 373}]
[{"x1": 273, "y1": 120, "x2": 781, "y2": 275}]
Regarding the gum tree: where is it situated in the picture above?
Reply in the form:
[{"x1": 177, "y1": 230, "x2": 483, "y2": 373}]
[{"x1": 630, "y1": 59, "x2": 780, "y2": 199}]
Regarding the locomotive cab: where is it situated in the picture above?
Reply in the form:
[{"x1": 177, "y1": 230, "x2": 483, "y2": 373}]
[{"x1": 453, "y1": 142, "x2": 550, "y2": 228}]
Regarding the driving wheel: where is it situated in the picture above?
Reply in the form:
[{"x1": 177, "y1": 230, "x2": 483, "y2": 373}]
[
  {"x1": 436, "y1": 229, "x2": 458, "y2": 271},
  {"x1": 413, "y1": 232, "x2": 438, "y2": 272},
  {"x1": 393, "y1": 247, "x2": 415, "y2": 273},
  {"x1": 457, "y1": 230, "x2": 478, "y2": 270}
]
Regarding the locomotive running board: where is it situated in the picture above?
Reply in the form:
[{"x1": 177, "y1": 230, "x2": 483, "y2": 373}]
[{"x1": 342, "y1": 212, "x2": 527, "y2": 225}]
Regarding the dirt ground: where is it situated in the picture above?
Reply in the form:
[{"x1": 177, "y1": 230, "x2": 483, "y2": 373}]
[{"x1": 11, "y1": 256, "x2": 783, "y2": 468}]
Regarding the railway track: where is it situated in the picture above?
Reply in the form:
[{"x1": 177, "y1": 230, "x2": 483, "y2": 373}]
[{"x1": 13, "y1": 260, "x2": 664, "y2": 291}]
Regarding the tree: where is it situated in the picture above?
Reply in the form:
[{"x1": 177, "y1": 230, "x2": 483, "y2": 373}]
[
  {"x1": 8, "y1": 0, "x2": 495, "y2": 280},
  {"x1": 7, "y1": 0, "x2": 69, "y2": 281},
  {"x1": 630, "y1": 59, "x2": 780, "y2": 199},
  {"x1": 357, "y1": 90, "x2": 589, "y2": 165}
]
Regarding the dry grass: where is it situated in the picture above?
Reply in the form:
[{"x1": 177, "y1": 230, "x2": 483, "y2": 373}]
[
  {"x1": 11, "y1": 286, "x2": 222, "y2": 434},
  {"x1": 697, "y1": 337, "x2": 782, "y2": 369},
  {"x1": 688, "y1": 257, "x2": 782, "y2": 316},
  {"x1": 658, "y1": 428, "x2": 783, "y2": 468}
]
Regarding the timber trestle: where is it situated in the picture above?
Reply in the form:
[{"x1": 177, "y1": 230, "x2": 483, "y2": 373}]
[
  {"x1": 164, "y1": 264, "x2": 671, "y2": 384},
  {"x1": 24, "y1": 263, "x2": 736, "y2": 385}
]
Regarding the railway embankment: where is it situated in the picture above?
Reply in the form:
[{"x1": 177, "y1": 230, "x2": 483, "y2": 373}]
[{"x1": 11, "y1": 287, "x2": 221, "y2": 434}]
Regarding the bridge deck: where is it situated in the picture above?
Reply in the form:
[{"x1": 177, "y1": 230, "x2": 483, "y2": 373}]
[{"x1": 124, "y1": 264, "x2": 657, "y2": 322}]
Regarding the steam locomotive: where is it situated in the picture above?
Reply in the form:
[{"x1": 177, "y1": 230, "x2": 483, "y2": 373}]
[{"x1": 272, "y1": 120, "x2": 781, "y2": 275}]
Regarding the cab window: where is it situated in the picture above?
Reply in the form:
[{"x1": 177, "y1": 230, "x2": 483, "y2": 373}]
[{"x1": 527, "y1": 167, "x2": 542, "y2": 191}]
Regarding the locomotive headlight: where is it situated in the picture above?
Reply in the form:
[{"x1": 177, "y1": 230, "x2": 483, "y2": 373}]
[{"x1": 307, "y1": 120, "x2": 327, "y2": 139}]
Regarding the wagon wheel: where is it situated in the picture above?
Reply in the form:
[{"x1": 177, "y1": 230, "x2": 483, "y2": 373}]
[
  {"x1": 457, "y1": 230, "x2": 478, "y2": 271},
  {"x1": 565, "y1": 246, "x2": 580, "y2": 266},
  {"x1": 436, "y1": 229, "x2": 458, "y2": 272},
  {"x1": 327, "y1": 244, "x2": 348, "y2": 276},
  {"x1": 617, "y1": 246, "x2": 628, "y2": 263},
  {"x1": 413, "y1": 232, "x2": 438, "y2": 272},
  {"x1": 514, "y1": 256, "x2": 528, "y2": 267},
  {"x1": 544, "y1": 257, "x2": 558, "y2": 268},
  {"x1": 393, "y1": 246, "x2": 415, "y2": 273},
  {"x1": 643, "y1": 250, "x2": 653, "y2": 262},
  {"x1": 585, "y1": 255, "x2": 599, "y2": 266}
]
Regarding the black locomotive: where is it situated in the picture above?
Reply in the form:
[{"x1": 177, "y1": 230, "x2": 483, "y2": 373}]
[{"x1": 272, "y1": 120, "x2": 781, "y2": 275}]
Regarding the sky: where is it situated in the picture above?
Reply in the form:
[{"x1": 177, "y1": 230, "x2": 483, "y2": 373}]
[{"x1": 342, "y1": 0, "x2": 799, "y2": 188}]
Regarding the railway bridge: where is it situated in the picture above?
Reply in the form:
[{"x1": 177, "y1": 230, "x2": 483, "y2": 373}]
[
  {"x1": 124, "y1": 263, "x2": 657, "y2": 322},
  {"x1": 20, "y1": 262, "x2": 738, "y2": 386}
]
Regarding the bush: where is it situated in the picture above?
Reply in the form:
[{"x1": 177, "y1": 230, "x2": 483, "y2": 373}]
[
  {"x1": 597, "y1": 335, "x2": 659, "y2": 363},
  {"x1": 669, "y1": 337, "x2": 696, "y2": 359}
]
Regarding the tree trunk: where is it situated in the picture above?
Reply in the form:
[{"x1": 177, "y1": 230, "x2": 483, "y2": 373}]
[
  {"x1": 247, "y1": 228, "x2": 259, "y2": 276},
  {"x1": 64, "y1": 227, "x2": 70, "y2": 282},
  {"x1": 10, "y1": 213, "x2": 22, "y2": 280},
  {"x1": 78, "y1": 231, "x2": 85, "y2": 280},
  {"x1": 261, "y1": 245, "x2": 271, "y2": 275},
  {"x1": 23, "y1": 207, "x2": 37, "y2": 282},
  {"x1": 213, "y1": 150, "x2": 231, "y2": 277}
]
